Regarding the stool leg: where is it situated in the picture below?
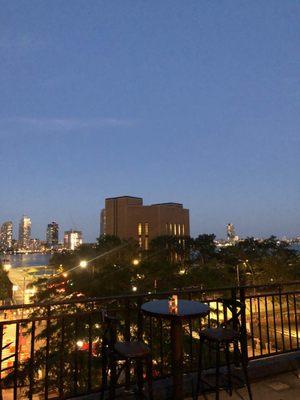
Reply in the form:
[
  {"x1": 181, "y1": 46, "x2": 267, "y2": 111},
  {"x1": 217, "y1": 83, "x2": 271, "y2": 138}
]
[
  {"x1": 146, "y1": 356, "x2": 153, "y2": 400},
  {"x1": 109, "y1": 360, "x2": 117, "y2": 400},
  {"x1": 195, "y1": 336, "x2": 204, "y2": 400},
  {"x1": 101, "y1": 359, "x2": 107, "y2": 400},
  {"x1": 225, "y1": 344, "x2": 232, "y2": 396},
  {"x1": 215, "y1": 343, "x2": 220, "y2": 400},
  {"x1": 136, "y1": 360, "x2": 144, "y2": 398},
  {"x1": 241, "y1": 354, "x2": 253, "y2": 400}
]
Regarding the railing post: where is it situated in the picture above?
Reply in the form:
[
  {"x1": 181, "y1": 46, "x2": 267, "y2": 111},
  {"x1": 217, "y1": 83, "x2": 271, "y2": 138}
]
[
  {"x1": 44, "y1": 305, "x2": 51, "y2": 400},
  {"x1": 137, "y1": 297, "x2": 143, "y2": 342},
  {"x1": 0, "y1": 323, "x2": 3, "y2": 400},
  {"x1": 14, "y1": 323, "x2": 19, "y2": 400},
  {"x1": 124, "y1": 298, "x2": 131, "y2": 390},
  {"x1": 231, "y1": 287, "x2": 239, "y2": 364},
  {"x1": 278, "y1": 284, "x2": 285, "y2": 351},
  {"x1": 239, "y1": 287, "x2": 249, "y2": 365}
]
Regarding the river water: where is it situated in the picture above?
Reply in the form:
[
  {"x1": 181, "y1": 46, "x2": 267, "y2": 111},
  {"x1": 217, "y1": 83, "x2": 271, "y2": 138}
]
[
  {"x1": 3, "y1": 253, "x2": 51, "y2": 268},
  {"x1": 291, "y1": 244, "x2": 300, "y2": 252}
]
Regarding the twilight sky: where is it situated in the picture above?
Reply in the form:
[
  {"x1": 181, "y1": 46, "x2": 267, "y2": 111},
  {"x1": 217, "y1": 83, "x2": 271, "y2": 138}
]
[{"x1": 0, "y1": 1, "x2": 299, "y2": 241}]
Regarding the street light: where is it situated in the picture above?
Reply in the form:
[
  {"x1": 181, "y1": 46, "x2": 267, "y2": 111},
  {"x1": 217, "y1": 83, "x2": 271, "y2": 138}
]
[
  {"x1": 3, "y1": 263, "x2": 11, "y2": 272},
  {"x1": 132, "y1": 259, "x2": 140, "y2": 266},
  {"x1": 236, "y1": 259, "x2": 253, "y2": 286},
  {"x1": 79, "y1": 260, "x2": 88, "y2": 268}
]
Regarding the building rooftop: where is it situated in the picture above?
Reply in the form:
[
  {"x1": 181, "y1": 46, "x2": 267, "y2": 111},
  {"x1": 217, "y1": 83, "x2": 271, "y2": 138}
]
[
  {"x1": 105, "y1": 196, "x2": 185, "y2": 208},
  {"x1": 106, "y1": 195, "x2": 143, "y2": 200},
  {"x1": 150, "y1": 202, "x2": 184, "y2": 207}
]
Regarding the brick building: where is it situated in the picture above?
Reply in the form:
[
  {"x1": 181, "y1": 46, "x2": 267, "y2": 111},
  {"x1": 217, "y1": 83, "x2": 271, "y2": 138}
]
[{"x1": 100, "y1": 196, "x2": 190, "y2": 250}]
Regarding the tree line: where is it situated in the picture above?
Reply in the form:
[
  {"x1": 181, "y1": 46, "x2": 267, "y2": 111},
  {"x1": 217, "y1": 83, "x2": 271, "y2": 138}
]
[{"x1": 32, "y1": 234, "x2": 300, "y2": 302}]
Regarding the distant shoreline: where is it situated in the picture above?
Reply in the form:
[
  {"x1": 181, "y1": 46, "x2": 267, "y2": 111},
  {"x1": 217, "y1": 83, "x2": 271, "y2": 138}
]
[{"x1": 1, "y1": 253, "x2": 51, "y2": 268}]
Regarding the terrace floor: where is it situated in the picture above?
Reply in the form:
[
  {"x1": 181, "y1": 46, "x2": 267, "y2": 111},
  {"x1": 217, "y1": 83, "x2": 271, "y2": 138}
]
[
  {"x1": 2, "y1": 352, "x2": 299, "y2": 399},
  {"x1": 187, "y1": 370, "x2": 300, "y2": 399},
  {"x1": 65, "y1": 369, "x2": 300, "y2": 400}
]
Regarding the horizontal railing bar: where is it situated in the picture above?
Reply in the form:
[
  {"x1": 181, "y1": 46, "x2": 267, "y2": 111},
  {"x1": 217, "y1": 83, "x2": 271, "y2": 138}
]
[
  {"x1": 245, "y1": 290, "x2": 300, "y2": 299},
  {"x1": 1, "y1": 281, "x2": 300, "y2": 312},
  {"x1": 0, "y1": 309, "x2": 108, "y2": 325},
  {"x1": 0, "y1": 287, "x2": 299, "y2": 326}
]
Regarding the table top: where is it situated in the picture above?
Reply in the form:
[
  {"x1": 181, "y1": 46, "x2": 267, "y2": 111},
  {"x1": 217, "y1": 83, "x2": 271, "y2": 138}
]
[{"x1": 141, "y1": 299, "x2": 209, "y2": 320}]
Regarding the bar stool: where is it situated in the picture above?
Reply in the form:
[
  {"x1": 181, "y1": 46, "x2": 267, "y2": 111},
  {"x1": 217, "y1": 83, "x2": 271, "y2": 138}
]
[
  {"x1": 195, "y1": 298, "x2": 252, "y2": 400},
  {"x1": 101, "y1": 312, "x2": 153, "y2": 400}
]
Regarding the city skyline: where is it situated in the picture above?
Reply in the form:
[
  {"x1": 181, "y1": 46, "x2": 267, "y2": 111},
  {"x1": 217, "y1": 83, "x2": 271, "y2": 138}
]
[
  {"x1": 0, "y1": 198, "x2": 299, "y2": 244},
  {"x1": 1, "y1": 2, "x2": 299, "y2": 241}
]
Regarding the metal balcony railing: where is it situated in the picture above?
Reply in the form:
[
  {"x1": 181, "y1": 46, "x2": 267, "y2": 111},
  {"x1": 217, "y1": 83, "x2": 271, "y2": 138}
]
[{"x1": 0, "y1": 282, "x2": 299, "y2": 399}]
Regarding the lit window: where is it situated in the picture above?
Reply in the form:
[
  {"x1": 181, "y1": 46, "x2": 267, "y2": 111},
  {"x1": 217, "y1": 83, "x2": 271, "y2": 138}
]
[
  {"x1": 182, "y1": 224, "x2": 185, "y2": 235},
  {"x1": 178, "y1": 224, "x2": 181, "y2": 236},
  {"x1": 145, "y1": 223, "x2": 149, "y2": 236},
  {"x1": 138, "y1": 223, "x2": 142, "y2": 236},
  {"x1": 174, "y1": 224, "x2": 177, "y2": 236},
  {"x1": 169, "y1": 223, "x2": 172, "y2": 234},
  {"x1": 139, "y1": 237, "x2": 142, "y2": 248},
  {"x1": 145, "y1": 237, "x2": 149, "y2": 250}
]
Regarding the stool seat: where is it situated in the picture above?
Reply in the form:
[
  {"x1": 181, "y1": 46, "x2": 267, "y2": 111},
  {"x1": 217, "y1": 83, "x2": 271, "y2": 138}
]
[
  {"x1": 114, "y1": 341, "x2": 151, "y2": 359},
  {"x1": 201, "y1": 327, "x2": 240, "y2": 343}
]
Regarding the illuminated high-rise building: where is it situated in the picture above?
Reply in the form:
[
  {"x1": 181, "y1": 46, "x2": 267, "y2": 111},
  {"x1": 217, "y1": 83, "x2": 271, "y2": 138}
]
[
  {"x1": 46, "y1": 222, "x2": 59, "y2": 248},
  {"x1": 227, "y1": 223, "x2": 238, "y2": 243},
  {"x1": 18, "y1": 216, "x2": 31, "y2": 249},
  {"x1": 64, "y1": 230, "x2": 83, "y2": 250},
  {"x1": 0, "y1": 221, "x2": 13, "y2": 249}
]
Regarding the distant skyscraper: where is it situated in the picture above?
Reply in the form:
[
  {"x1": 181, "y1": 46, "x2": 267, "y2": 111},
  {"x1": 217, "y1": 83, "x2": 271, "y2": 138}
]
[
  {"x1": 18, "y1": 216, "x2": 31, "y2": 249},
  {"x1": 46, "y1": 222, "x2": 59, "y2": 248},
  {"x1": 0, "y1": 221, "x2": 13, "y2": 249},
  {"x1": 64, "y1": 230, "x2": 83, "y2": 250},
  {"x1": 227, "y1": 223, "x2": 238, "y2": 242}
]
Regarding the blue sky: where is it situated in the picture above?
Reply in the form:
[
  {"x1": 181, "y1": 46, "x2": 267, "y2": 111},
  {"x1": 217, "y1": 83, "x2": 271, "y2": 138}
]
[{"x1": 0, "y1": 1, "x2": 299, "y2": 241}]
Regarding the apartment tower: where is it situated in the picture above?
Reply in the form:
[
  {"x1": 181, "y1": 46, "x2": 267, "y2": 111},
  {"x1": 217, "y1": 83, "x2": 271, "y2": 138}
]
[
  {"x1": 46, "y1": 222, "x2": 59, "y2": 248},
  {"x1": 0, "y1": 221, "x2": 13, "y2": 250},
  {"x1": 18, "y1": 216, "x2": 31, "y2": 249},
  {"x1": 64, "y1": 230, "x2": 83, "y2": 250}
]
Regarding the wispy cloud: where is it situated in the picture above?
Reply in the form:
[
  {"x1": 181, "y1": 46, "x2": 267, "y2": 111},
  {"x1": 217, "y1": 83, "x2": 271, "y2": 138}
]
[
  {"x1": 0, "y1": 33, "x2": 44, "y2": 51},
  {"x1": 0, "y1": 116, "x2": 136, "y2": 135}
]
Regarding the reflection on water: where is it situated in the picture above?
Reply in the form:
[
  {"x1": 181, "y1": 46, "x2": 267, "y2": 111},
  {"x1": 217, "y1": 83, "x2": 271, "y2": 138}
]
[{"x1": 4, "y1": 254, "x2": 51, "y2": 268}]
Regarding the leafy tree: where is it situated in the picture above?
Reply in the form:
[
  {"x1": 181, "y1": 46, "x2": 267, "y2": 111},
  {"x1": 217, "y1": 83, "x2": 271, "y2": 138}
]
[
  {"x1": 218, "y1": 237, "x2": 300, "y2": 285},
  {"x1": 193, "y1": 234, "x2": 217, "y2": 265},
  {"x1": 0, "y1": 262, "x2": 12, "y2": 301}
]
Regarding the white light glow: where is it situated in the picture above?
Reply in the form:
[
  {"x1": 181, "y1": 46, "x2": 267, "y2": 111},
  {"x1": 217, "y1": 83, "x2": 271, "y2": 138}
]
[{"x1": 80, "y1": 260, "x2": 88, "y2": 268}]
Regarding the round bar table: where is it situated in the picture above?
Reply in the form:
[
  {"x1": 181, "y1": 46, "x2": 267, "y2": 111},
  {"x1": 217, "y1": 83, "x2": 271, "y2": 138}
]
[{"x1": 141, "y1": 299, "x2": 209, "y2": 400}]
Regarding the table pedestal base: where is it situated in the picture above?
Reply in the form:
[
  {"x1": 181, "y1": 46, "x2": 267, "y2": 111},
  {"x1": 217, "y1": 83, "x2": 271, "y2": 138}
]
[{"x1": 171, "y1": 318, "x2": 183, "y2": 400}]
